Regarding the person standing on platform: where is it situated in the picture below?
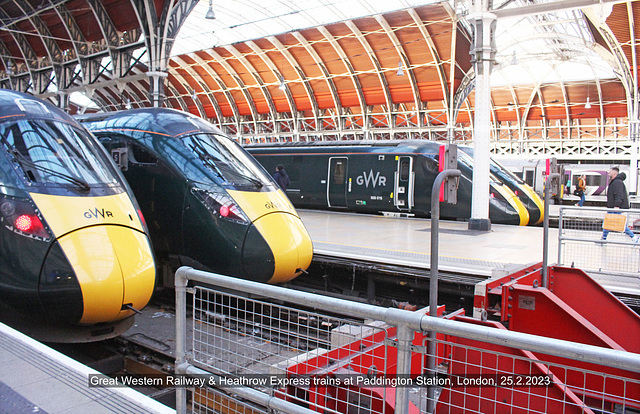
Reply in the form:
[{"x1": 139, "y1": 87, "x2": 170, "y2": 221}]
[
  {"x1": 273, "y1": 164, "x2": 290, "y2": 191},
  {"x1": 576, "y1": 174, "x2": 586, "y2": 207},
  {"x1": 601, "y1": 167, "x2": 639, "y2": 242}
]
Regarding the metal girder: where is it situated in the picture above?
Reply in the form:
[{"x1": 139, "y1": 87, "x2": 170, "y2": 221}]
[
  {"x1": 189, "y1": 52, "x2": 241, "y2": 130},
  {"x1": 316, "y1": 26, "x2": 363, "y2": 120},
  {"x1": 345, "y1": 20, "x2": 393, "y2": 130},
  {"x1": 266, "y1": 36, "x2": 316, "y2": 123},
  {"x1": 492, "y1": 0, "x2": 630, "y2": 19},
  {"x1": 205, "y1": 49, "x2": 259, "y2": 131},
  {"x1": 164, "y1": 0, "x2": 198, "y2": 61},
  {"x1": 225, "y1": 44, "x2": 279, "y2": 124},
  {"x1": 376, "y1": 15, "x2": 421, "y2": 113},
  {"x1": 0, "y1": 6, "x2": 38, "y2": 76},
  {"x1": 14, "y1": 1, "x2": 63, "y2": 64},
  {"x1": 168, "y1": 65, "x2": 205, "y2": 118},
  {"x1": 172, "y1": 56, "x2": 223, "y2": 123},
  {"x1": 54, "y1": 3, "x2": 89, "y2": 59},
  {"x1": 407, "y1": 8, "x2": 451, "y2": 119},
  {"x1": 86, "y1": 0, "x2": 120, "y2": 47},
  {"x1": 250, "y1": 38, "x2": 298, "y2": 120}
]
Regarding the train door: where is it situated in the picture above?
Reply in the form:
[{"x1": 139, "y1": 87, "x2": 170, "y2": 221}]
[
  {"x1": 394, "y1": 156, "x2": 414, "y2": 210},
  {"x1": 327, "y1": 157, "x2": 348, "y2": 207}
]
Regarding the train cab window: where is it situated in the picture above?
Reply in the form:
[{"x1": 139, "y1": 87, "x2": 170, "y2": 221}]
[
  {"x1": 180, "y1": 133, "x2": 273, "y2": 190},
  {"x1": 399, "y1": 159, "x2": 410, "y2": 181},
  {"x1": 0, "y1": 119, "x2": 120, "y2": 188}
]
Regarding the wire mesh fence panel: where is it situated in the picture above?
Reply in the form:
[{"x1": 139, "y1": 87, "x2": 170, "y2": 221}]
[
  {"x1": 191, "y1": 286, "x2": 394, "y2": 413},
  {"x1": 176, "y1": 270, "x2": 640, "y2": 414},
  {"x1": 558, "y1": 206, "x2": 640, "y2": 279},
  {"x1": 417, "y1": 325, "x2": 640, "y2": 414},
  {"x1": 192, "y1": 387, "x2": 269, "y2": 414}
]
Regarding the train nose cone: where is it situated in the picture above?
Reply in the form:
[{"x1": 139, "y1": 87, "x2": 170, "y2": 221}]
[
  {"x1": 242, "y1": 213, "x2": 313, "y2": 284},
  {"x1": 53, "y1": 226, "x2": 155, "y2": 324}
]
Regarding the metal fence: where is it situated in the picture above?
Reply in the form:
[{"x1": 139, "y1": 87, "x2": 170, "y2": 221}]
[
  {"x1": 558, "y1": 206, "x2": 640, "y2": 282},
  {"x1": 175, "y1": 267, "x2": 640, "y2": 414}
]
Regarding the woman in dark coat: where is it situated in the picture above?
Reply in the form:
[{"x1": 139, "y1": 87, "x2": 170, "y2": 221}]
[{"x1": 273, "y1": 165, "x2": 290, "y2": 191}]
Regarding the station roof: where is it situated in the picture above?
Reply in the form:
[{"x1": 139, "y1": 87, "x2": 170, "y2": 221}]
[{"x1": 0, "y1": 0, "x2": 636, "y2": 132}]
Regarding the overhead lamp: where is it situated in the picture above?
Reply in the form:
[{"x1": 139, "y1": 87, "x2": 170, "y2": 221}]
[
  {"x1": 510, "y1": 50, "x2": 517, "y2": 66},
  {"x1": 205, "y1": 0, "x2": 216, "y2": 20},
  {"x1": 125, "y1": 98, "x2": 131, "y2": 110},
  {"x1": 278, "y1": 75, "x2": 286, "y2": 91},
  {"x1": 396, "y1": 60, "x2": 404, "y2": 77},
  {"x1": 585, "y1": 96, "x2": 591, "y2": 109}
]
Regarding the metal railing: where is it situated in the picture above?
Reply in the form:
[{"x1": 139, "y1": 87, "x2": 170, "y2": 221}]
[
  {"x1": 175, "y1": 267, "x2": 640, "y2": 414},
  {"x1": 558, "y1": 206, "x2": 640, "y2": 281}
]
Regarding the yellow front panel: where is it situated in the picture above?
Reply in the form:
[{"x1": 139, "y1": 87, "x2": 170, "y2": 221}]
[
  {"x1": 252, "y1": 213, "x2": 313, "y2": 284},
  {"x1": 494, "y1": 185, "x2": 530, "y2": 226},
  {"x1": 30, "y1": 192, "x2": 144, "y2": 237},
  {"x1": 108, "y1": 226, "x2": 156, "y2": 320},
  {"x1": 522, "y1": 184, "x2": 544, "y2": 224},
  {"x1": 57, "y1": 227, "x2": 124, "y2": 324},
  {"x1": 227, "y1": 189, "x2": 297, "y2": 221}
]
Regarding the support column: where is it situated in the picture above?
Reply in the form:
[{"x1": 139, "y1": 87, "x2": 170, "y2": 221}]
[
  {"x1": 147, "y1": 70, "x2": 168, "y2": 108},
  {"x1": 630, "y1": 119, "x2": 639, "y2": 195},
  {"x1": 468, "y1": 2, "x2": 496, "y2": 231},
  {"x1": 57, "y1": 92, "x2": 69, "y2": 112}
]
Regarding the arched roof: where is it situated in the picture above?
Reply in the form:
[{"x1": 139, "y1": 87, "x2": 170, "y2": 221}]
[{"x1": 0, "y1": 0, "x2": 637, "y2": 146}]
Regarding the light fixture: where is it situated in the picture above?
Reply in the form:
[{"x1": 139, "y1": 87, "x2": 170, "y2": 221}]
[
  {"x1": 585, "y1": 96, "x2": 591, "y2": 109},
  {"x1": 125, "y1": 98, "x2": 131, "y2": 110},
  {"x1": 278, "y1": 74, "x2": 286, "y2": 91},
  {"x1": 510, "y1": 50, "x2": 517, "y2": 66},
  {"x1": 396, "y1": 60, "x2": 404, "y2": 77},
  {"x1": 205, "y1": 0, "x2": 215, "y2": 20},
  {"x1": 508, "y1": 102, "x2": 514, "y2": 111}
]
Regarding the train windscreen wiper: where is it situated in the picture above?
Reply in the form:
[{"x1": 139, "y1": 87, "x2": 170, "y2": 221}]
[
  {"x1": 8, "y1": 149, "x2": 91, "y2": 193},
  {"x1": 216, "y1": 164, "x2": 263, "y2": 188}
]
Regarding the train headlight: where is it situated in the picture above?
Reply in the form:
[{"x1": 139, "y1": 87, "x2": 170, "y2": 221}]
[
  {"x1": 191, "y1": 188, "x2": 249, "y2": 224},
  {"x1": 0, "y1": 196, "x2": 52, "y2": 241}
]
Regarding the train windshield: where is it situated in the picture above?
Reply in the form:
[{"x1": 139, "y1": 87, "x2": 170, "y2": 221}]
[
  {"x1": 459, "y1": 147, "x2": 525, "y2": 186},
  {"x1": 0, "y1": 119, "x2": 120, "y2": 190},
  {"x1": 181, "y1": 133, "x2": 273, "y2": 189},
  {"x1": 457, "y1": 151, "x2": 502, "y2": 184}
]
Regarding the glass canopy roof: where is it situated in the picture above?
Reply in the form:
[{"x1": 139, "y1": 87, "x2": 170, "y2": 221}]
[
  {"x1": 172, "y1": 0, "x2": 436, "y2": 55},
  {"x1": 171, "y1": 0, "x2": 616, "y2": 85}
]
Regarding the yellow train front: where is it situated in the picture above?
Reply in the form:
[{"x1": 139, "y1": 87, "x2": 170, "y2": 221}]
[
  {"x1": 79, "y1": 108, "x2": 313, "y2": 284},
  {"x1": 0, "y1": 90, "x2": 155, "y2": 341}
]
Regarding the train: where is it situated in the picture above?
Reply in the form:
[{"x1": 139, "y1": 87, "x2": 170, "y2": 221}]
[
  {"x1": 498, "y1": 159, "x2": 634, "y2": 205},
  {"x1": 245, "y1": 140, "x2": 531, "y2": 225},
  {"x1": 0, "y1": 89, "x2": 155, "y2": 342},
  {"x1": 79, "y1": 108, "x2": 313, "y2": 285},
  {"x1": 458, "y1": 147, "x2": 544, "y2": 224}
]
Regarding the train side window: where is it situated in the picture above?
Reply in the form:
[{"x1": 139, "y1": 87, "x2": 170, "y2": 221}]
[
  {"x1": 130, "y1": 143, "x2": 158, "y2": 165},
  {"x1": 399, "y1": 159, "x2": 410, "y2": 181},
  {"x1": 333, "y1": 161, "x2": 345, "y2": 184},
  {"x1": 524, "y1": 170, "x2": 535, "y2": 186}
]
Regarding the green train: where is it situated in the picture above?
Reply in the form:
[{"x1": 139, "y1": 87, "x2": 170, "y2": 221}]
[
  {"x1": 0, "y1": 89, "x2": 155, "y2": 341},
  {"x1": 246, "y1": 140, "x2": 531, "y2": 225},
  {"x1": 80, "y1": 109, "x2": 312, "y2": 284}
]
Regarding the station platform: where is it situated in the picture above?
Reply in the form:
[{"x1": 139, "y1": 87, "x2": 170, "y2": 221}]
[
  {"x1": 298, "y1": 209, "x2": 556, "y2": 278},
  {"x1": 0, "y1": 322, "x2": 174, "y2": 414},
  {"x1": 297, "y1": 209, "x2": 638, "y2": 297}
]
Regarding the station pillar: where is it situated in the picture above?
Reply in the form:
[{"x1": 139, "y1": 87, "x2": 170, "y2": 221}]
[
  {"x1": 468, "y1": 1, "x2": 496, "y2": 231},
  {"x1": 148, "y1": 71, "x2": 168, "y2": 108}
]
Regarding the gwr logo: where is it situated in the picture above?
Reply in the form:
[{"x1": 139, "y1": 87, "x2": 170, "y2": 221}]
[
  {"x1": 84, "y1": 208, "x2": 114, "y2": 219},
  {"x1": 356, "y1": 170, "x2": 387, "y2": 188}
]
